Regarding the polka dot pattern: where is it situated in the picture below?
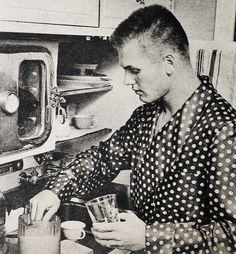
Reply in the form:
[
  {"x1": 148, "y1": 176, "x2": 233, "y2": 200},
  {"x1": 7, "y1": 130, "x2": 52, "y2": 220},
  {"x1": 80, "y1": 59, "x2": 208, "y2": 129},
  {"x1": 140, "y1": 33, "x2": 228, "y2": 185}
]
[
  {"x1": 47, "y1": 77, "x2": 236, "y2": 253},
  {"x1": 146, "y1": 222, "x2": 175, "y2": 254}
]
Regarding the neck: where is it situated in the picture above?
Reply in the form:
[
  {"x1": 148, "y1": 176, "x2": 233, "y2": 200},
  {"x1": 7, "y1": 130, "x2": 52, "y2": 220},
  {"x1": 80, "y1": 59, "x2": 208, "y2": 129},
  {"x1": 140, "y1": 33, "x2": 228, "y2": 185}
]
[{"x1": 162, "y1": 63, "x2": 200, "y2": 116}]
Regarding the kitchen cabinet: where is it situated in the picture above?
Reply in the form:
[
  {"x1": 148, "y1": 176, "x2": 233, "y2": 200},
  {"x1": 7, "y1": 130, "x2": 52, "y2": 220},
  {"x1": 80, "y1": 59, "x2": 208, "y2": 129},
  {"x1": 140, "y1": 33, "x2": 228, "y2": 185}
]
[
  {"x1": 55, "y1": 89, "x2": 113, "y2": 145},
  {"x1": 100, "y1": 0, "x2": 173, "y2": 29},
  {"x1": 0, "y1": 0, "x2": 99, "y2": 26},
  {"x1": 0, "y1": 0, "x2": 100, "y2": 35},
  {"x1": 54, "y1": 36, "x2": 141, "y2": 153},
  {"x1": 54, "y1": 38, "x2": 113, "y2": 146},
  {"x1": 0, "y1": 0, "x2": 234, "y2": 41},
  {"x1": 0, "y1": 0, "x2": 173, "y2": 36},
  {"x1": 57, "y1": 83, "x2": 114, "y2": 146}
]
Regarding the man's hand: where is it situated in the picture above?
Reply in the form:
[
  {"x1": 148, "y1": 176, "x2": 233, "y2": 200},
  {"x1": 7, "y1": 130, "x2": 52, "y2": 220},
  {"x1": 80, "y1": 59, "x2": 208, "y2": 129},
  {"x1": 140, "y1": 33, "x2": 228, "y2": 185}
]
[
  {"x1": 91, "y1": 211, "x2": 146, "y2": 251},
  {"x1": 29, "y1": 190, "x2": 60, "y2": 221}
]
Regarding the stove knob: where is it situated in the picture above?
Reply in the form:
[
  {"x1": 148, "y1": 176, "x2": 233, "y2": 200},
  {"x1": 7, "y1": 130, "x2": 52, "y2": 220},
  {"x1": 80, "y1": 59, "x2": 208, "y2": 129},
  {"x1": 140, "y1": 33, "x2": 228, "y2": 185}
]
[{"x1": 0, "y1": 91, "x2": 19, "y2": 114}]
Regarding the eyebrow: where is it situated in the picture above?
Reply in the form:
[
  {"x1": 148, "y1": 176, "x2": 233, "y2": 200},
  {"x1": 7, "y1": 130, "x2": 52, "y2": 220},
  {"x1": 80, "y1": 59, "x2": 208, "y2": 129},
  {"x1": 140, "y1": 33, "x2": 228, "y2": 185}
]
[
  {"x1": 123, "y1": 65, "x2": 140, "y2": 71},
  {"x1": 123, "y1": 65, "x2": 132, "y2": 70}
]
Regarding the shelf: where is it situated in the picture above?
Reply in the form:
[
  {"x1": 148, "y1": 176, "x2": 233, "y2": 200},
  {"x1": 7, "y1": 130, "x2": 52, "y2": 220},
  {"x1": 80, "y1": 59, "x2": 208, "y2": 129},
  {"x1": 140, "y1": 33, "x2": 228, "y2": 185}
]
[
  {"x1": 56, "y1": 126, "x2": 112, "y2": 143},
  {"x1": 55, "y1": 127, "x2": 112, "y2": 153},
  {"x1": 59, "y1": 84, "x2": 113, "y2": 96}
]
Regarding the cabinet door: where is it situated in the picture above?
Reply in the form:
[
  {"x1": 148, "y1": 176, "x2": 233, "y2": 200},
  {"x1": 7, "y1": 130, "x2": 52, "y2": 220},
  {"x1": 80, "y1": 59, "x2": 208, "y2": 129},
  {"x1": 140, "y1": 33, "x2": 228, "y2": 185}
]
[
  {"x1": 100, "y1": 0, "x2": 172, "y2": 29},
  {"x1": 0, "y1": 0, "x2": 99, "y2": 27}
]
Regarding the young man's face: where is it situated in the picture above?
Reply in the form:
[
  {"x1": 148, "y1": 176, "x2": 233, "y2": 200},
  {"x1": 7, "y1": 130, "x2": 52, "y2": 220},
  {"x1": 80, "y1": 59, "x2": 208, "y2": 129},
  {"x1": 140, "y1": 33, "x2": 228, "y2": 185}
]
[{"x1": 119, "y1": 39, "x2": 170, "y2": 103}]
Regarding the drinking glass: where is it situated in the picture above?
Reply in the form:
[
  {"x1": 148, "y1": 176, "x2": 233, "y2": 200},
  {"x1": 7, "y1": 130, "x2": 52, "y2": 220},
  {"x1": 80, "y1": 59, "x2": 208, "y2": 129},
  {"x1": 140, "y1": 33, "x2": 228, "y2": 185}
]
[{"x1": 85, "y1": 194, "x2": 119, "y2": 223}]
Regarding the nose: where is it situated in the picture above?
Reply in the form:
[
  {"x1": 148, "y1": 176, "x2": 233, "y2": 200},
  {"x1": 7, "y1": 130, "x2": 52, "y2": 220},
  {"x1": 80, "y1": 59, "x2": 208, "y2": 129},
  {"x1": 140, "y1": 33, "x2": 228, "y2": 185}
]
[{"x1": 123, "y1": 71, "x2": 135, "y2": 86}]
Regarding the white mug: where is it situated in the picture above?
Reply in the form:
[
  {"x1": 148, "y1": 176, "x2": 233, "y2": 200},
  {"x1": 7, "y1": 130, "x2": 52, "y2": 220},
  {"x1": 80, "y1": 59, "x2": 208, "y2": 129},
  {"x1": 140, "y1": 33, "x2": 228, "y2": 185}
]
[
  {"x1": 61, "y1": 221, "x2": 86, "y2": 241},
  {"x1": 72, "y1": 114, "x2": 96, "y2": 129}
]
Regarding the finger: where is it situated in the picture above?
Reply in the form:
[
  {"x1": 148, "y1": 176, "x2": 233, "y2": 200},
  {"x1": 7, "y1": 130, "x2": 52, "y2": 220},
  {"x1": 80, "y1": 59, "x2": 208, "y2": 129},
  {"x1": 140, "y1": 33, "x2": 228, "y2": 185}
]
[
  {"x1": 35, "y1": 204, "x2": 46, "y2": 221},
  {"x1": 29, "y1": 199, "x2": 38, "y2": 221},
  {"x1": 94, "y1": 238, "x2": 122, "y2": 248},
  {"x1": 118, "y1": 212, "x2": 130, "y2": 221},
  {"x1": 91, "y1": 229, "x2": 121, "y2": 241},
  {"x1": 119, "y1": 210, "x2": 137, "y2": 221},
  {"x1": 94, "y1": 238, "x2": 110, "y2": 248},
  {"x1": 42, "y1": 206, "x2": 58, "y2": 221},
  {"x1": 93, "y1": 222, "x2": 119, "y2": 232}
]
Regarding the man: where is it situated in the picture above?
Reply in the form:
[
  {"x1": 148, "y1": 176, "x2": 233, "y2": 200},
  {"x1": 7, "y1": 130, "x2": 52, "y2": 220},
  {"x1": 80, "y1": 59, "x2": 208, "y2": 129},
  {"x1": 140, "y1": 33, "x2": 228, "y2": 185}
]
[{"x1": 30, "y1": 5, "x2": 236, "y2": 253}]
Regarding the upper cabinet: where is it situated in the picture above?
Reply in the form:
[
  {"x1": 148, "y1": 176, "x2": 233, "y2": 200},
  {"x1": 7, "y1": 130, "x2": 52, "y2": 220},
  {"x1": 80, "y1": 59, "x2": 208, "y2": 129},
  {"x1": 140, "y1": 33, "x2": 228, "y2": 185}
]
[
  {"x1": 0, "y1": 0, "x2": 99, "y2": 26},
  {"x1": 0, "y1": 0, "x2": 235, "y2": 41},
  {"x1": 0, "y1": 0, "x2": 173, "y2": 35},
  {"x1": 0, "y1": 0, "x2": 100, "y2": 35},
  {"x1": 100, "y1": 0, "x2": 173, "y2": 29}
]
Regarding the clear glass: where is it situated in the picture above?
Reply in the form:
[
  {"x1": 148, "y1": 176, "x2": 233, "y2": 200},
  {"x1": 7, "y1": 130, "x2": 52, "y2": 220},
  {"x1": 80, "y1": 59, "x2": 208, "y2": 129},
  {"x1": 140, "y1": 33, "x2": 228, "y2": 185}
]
[
  {"x1": 18, "y1": 214, "x2": 61, "y2": 254},
  {"x1": 18, "y1": 60, "x2": 45, "y2": 140},
  {"x1": 85, "y1": 194, "x2": 119, "y2": 223}
]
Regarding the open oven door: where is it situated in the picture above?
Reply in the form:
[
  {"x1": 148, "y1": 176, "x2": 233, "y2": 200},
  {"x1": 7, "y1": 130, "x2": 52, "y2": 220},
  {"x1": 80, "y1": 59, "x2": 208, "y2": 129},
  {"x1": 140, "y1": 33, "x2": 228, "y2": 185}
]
[{"x1": 0, "y1": 45, "x2": 57, "y2": 164}]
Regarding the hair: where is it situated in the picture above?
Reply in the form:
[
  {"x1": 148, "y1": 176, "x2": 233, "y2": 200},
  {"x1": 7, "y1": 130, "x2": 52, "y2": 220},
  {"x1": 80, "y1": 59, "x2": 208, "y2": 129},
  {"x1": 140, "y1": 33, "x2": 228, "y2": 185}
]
[{"x1": 110, "y1": 4, "x2": 190, "y2": 62}]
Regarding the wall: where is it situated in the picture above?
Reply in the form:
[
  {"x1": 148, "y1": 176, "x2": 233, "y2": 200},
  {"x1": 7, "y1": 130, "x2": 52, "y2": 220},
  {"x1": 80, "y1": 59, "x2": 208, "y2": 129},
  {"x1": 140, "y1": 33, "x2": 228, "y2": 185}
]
[{"x1": 174, "y1": 0, "x2": 217, "y2": 40}]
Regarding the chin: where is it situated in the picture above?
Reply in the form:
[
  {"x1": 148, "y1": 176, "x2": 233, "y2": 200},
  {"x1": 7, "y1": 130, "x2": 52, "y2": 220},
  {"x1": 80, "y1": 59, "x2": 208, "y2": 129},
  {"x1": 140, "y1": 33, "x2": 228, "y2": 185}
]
[{"x1": 139, "y1": 95, "x2": 156, "y2": 104}]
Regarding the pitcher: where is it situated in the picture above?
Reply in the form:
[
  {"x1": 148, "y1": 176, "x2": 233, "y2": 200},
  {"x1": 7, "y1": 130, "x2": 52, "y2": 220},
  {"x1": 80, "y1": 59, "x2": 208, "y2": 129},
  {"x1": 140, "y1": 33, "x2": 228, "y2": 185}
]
[{"x1": 18, "y1": 214, "x2": 61, "y2": 254}]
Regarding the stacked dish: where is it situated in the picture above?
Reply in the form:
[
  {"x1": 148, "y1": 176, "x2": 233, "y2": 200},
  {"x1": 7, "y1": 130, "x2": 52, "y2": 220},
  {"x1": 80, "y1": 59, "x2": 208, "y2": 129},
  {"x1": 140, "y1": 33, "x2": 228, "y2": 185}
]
[{"x1": 57, "y1": 75, "x2": 112, "y2": 92}]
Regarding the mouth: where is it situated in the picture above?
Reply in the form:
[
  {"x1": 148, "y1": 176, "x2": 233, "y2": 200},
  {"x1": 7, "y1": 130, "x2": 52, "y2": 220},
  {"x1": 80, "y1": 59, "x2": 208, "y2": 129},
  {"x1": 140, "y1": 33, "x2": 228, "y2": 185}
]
[{"x1": 133, "y1": 89, "x2": 143, "y2": 95}]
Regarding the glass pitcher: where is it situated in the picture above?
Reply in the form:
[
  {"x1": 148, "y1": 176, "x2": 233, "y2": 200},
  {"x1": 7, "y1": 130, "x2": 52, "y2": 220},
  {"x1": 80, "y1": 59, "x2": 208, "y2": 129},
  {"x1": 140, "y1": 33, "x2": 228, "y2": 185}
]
[{"x1": 18, "y1": 214, "x2": 61, "y2": 254}]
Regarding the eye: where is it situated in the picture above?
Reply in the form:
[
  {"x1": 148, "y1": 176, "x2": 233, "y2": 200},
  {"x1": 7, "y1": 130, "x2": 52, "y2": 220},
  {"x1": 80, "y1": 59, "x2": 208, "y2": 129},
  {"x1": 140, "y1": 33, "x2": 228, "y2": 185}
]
[
  {"x1": 123, "y1": 66, "x2": 141, "y2": 75},
  {"x1": 130, "y1": 68, "x2": 140, "y2": 75}
]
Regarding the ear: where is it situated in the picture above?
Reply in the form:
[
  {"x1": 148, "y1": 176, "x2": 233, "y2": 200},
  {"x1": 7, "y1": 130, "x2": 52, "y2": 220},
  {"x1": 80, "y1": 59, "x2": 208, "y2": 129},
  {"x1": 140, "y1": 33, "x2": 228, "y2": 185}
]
[{"x1": 163, "y1": 53, "x2": 175, "y2": 76}]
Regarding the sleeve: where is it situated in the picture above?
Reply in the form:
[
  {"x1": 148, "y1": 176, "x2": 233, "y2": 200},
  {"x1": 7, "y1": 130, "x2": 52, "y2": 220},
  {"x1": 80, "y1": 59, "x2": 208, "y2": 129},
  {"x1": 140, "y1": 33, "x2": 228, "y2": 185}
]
[
  {"x1": 145, "y1": 121, "x2": 236, "y2": 254},
  {"x1": 45, "y1": 107, "x2": 142, "y2": 202}
]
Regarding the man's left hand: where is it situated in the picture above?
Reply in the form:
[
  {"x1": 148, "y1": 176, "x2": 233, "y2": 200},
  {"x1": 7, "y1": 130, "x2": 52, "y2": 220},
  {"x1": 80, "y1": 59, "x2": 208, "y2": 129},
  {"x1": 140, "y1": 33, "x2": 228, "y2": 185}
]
[{"x1": 91, "y1": 211, "x2": 146, "y2": 251}]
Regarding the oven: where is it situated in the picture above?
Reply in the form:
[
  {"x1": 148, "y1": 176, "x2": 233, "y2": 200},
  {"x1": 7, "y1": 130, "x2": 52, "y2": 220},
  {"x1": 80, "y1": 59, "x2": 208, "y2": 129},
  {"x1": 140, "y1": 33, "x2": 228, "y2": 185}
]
[{"x1": 0, "y1": 41, "x2": 58, "y2": 165}]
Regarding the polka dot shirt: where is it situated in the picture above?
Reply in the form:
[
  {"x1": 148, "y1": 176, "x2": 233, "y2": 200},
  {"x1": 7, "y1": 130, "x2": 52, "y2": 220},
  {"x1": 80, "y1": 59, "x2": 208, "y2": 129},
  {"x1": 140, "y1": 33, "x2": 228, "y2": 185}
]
[{"x1": 47, "y1": 76, "x2": 236, "y2": 253}]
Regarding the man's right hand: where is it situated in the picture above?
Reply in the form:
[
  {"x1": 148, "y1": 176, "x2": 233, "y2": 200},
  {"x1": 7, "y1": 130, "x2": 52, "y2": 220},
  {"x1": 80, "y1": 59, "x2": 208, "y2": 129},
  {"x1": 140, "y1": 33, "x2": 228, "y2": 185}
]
[{"x1": 29, "y1": 190, "x2": 61, "y2": 221}]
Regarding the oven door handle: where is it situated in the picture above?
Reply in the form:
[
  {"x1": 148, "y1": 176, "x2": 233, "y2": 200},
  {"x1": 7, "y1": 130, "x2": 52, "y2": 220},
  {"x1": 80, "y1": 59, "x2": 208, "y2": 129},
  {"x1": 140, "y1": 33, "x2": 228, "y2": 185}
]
[{"x1": 56, "y1": 106, "x2": 66, "y2": 124}]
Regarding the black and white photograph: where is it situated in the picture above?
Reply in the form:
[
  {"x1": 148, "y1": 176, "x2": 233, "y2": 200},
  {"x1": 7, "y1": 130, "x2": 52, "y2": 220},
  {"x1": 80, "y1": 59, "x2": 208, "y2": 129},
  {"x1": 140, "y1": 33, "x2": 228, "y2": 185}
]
[{"x1": 0, "y1": 1, "x2": 236, "y2": 253}]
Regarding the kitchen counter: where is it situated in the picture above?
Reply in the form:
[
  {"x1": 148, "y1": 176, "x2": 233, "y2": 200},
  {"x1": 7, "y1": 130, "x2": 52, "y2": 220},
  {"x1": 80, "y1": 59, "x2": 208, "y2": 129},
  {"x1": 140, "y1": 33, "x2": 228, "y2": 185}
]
[
  {"x1": 6, "y1": 226, "x2": 131, "y2": 254},
  {"x1": 5, "y1": 181, "x2": 135, "y2": 254}
]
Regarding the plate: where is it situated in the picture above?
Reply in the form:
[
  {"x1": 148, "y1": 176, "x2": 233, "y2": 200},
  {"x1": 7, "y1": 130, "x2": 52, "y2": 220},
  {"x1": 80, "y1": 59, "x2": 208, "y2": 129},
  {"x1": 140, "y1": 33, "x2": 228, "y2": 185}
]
[
  {"x1": 57, "y1": 79, "x2": 111, "y2": 91},
  {"x1": 58, "y1": 75, "x2": 111, "y2": 82}
]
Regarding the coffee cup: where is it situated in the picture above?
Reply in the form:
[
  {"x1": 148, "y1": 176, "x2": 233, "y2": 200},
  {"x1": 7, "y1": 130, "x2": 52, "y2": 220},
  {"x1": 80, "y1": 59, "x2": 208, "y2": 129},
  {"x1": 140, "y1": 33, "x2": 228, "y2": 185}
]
[
  {"x1": 72, "y1": 114, "x2": 96, "y2": 129},
  {"x1": 61, "y1": 220, "x2": 86, "y2": 241}
]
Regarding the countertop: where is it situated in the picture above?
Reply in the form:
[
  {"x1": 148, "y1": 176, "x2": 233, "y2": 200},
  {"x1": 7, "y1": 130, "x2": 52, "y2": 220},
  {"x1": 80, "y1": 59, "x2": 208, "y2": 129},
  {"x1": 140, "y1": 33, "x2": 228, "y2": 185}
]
[
  {"x1": 6, "y1": 231, "x2": 130, "y2": 254},
  {"x1": 5, "y1": 181, "x2": 133, "y2": 254}
]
